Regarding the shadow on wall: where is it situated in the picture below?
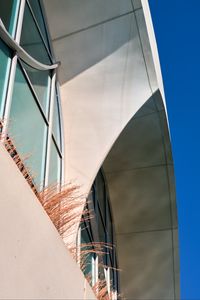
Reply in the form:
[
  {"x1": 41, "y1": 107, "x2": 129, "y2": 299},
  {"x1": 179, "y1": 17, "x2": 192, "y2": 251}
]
[
  {"x1": 102, "y1": 90, "x2": 179, "y2": 299},
  {"x1": 52, "y1": 10, "x2": 146, "y2": 84}
]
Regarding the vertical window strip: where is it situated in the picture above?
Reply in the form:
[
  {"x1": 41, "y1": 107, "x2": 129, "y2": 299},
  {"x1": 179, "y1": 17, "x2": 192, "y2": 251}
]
[
  {"x1": 27, "y1": 0, "x2": 51, "y2": 55},
  {"x1": 80, "y1": 170, "x2": 119, "y2": 294},
  {"x1": 9, "y1": 0, "x2": 21, "y2": 38},
  {"x1": 0, "y1": 0, "x2": 20, "y2": 37},
  {"x1": 26, "y1": 0, "x2": 53, "y2": 62},
  {"x1": 2, "y1": 0, "x2": 26, "y2": 135},
  {"x1": 39, "y1": 0, "x2": 56, "y2": 62}
]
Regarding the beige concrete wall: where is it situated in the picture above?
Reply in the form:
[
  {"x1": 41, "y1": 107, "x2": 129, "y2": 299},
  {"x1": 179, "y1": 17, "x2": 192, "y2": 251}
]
[{"x1": 0, "y1": 143, "x2": 95, "y2": 299}]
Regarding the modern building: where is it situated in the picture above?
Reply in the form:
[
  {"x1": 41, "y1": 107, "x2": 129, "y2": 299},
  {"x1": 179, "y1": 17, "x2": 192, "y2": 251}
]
[{"x1": 0, "y1": 0, "x2": 179, "y2": 299}]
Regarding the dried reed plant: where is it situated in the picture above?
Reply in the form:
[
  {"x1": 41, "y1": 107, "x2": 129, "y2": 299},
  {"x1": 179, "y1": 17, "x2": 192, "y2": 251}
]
[
  {"x1": 90, "y1": 274, "x2": 120, "y2": 300},
  {"x1": 0, "y1": 120, "x2": 38, "y2": 196},
  {"x1": 0, "y1": 120, "x2": 120, "y2": 299},
  {"x1": 77, "y1": 241, "x2": 120, "y2": 300},
  {"x1": 38, "y1": 184, "x2": 87, "y2": 243},
  {"x1": 38, "y1": 186, "x2": 118, "y2": 299},
  {"x1": 92, "y1": 279, "x2": 110, "y2": 300},
  {"x1": 73, "y1": 241, "x2": 112, "y2": 271}
]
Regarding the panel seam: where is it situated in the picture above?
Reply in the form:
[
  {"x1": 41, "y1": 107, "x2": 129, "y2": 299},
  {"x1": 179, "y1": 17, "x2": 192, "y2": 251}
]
[{"x1": 52, "y1": 9, "x2": 142, "y2": 41}]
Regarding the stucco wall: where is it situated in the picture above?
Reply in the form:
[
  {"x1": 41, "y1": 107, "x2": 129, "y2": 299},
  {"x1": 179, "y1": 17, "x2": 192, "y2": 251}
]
[{"x1": 0, "y1": 143, "x2": 95, "y2": 299}]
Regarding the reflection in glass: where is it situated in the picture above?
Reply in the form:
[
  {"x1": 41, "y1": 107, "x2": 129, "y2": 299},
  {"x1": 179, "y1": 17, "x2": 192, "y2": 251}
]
[
  {"x1": 52, "y1": 91, "x2": 61, "y2": 150},
  {"x1": 0, "y1": 39, "x2": 11, "y2": 117},
  {"x1": 81, "y1": 222, "x2": 93, "y2": 279},
  {"x1": 48, "y1": 138, "x2": 61, "y2": 186},
  {"x1": 21, "y1": 61, "x2": 50, "y2": 115},
  {"x1": 28, "y1": 0, "x2": 50, "y2": 50},
  {"x1": 80, "y1": 169, "x2": 119, "y2": 291},
  {"x1": 97, "y1": 207, "x2": 106, "y2": 242},
  {"x1": 20, "y1": 3, "x2": 51, "y2": 65},
  {"x1": 9, "y1": 64, "x2": 47, "y2": 188},
  {"x1": 96, "y1": 171, "x2": 106, "y2": 220},
  {"x1": 0, "y1": 0, "x2": 19, "y2": 36}
]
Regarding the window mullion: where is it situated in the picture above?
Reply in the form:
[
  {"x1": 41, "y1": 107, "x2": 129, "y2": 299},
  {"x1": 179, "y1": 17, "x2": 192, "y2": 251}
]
[
  {"x1": 92, "y1": 255, "x2": 98, "y2": 287},
  {"x1": 76, "y1": 227, "x2": 81, "y2": 265},
  {"x1": 56, "y1": 82, "x2": 65, "y2": 185},
  {"x1": 2, "y1": 54, "x2": 17, "y2": 138},
  {"x1": 104, "y1": 267, "x2": 111, "y2": 295},
  {"x1": 15, "y1": 0, "x2": 26, "y2": 43},
  {"x1": 44, "y1": 70, "x2": 56, "y2": 187}
]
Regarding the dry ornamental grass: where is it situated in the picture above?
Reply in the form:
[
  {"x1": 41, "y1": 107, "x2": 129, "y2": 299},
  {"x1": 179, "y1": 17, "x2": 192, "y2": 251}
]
[{"x1": 0, "y1": 120, "x2": 120, "y2": 299}]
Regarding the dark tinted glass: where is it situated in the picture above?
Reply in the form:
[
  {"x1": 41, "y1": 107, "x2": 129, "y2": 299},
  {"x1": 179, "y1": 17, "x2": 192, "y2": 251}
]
[
  {"x1": 20, "y1": 3, "x2": 51, "y2": 64},
  {"x1": 80, "y1": 169, "x2": 118, "y2": 291},
  {"x1": 81, "y1": 222, "x2": 93, "y2": 278},
  {"x1": 95, "y1": 171, "x2": 106, "y2": 220},
  {"x1": 28, "y1": 0, "x2": 50, "y2": 50},
  {"x1": 0, "y1": 0, "x2": 19, "y2": 35}
]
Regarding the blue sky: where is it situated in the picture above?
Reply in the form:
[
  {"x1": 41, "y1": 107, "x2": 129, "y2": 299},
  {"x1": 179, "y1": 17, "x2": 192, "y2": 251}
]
[{"x1": 149, "y1": 1, "x2": 200, "y2": 298}]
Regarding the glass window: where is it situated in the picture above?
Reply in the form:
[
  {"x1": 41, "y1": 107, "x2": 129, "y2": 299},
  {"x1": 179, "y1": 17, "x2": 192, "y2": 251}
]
[
  {"x1": 0, "y1": 39, "x2": 11, "y2": 117},
  {"x1": 52, "y1": 91, "x2": 61, "y2": 150},
  {"x1": 112, "y1": 253, "x2": 119, "y2": 291},
  {"x1": 95, "y1": 171, "x2": 106, "y2": 221},
  {"x1": 9, "y1": 63, "x2": 47, "y2": 189},
  {"x1": 81, "y1": 222, "x2": 93, "y2": 279},
  {"x1": 0, "y1": 0, "x2": 19, "y2": 36},
  {"x1": 20, "y1": 3, "x2": 52, "y2": 65},
  {"x1": 21, "y1": 61, "x2": 50, "y2": 115},
  {"x1": 97, "y1": 207, "x2": 106, "y2": 242},
  {"x1": 80, "y1": 169, "x2": 119, "y2": 293},
  {"x1": 106, "y1": 199, "x2": 113, "y2": 244},
  {"x1": 48, "y1": 138, "x2": 61, "y2": 186},
  {"x1": 28, "y1": 0, "x2": 50, "y2": 50}
]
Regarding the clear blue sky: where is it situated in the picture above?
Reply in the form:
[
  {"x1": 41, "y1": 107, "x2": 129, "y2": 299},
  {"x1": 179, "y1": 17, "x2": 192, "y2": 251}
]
[{"x1": 149, "y1": 1, "x2": 200, "y2": 299}]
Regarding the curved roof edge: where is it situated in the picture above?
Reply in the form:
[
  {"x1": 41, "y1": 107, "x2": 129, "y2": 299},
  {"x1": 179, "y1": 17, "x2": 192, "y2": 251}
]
[{"x1": 141, "y1": 0, "x2": 166, "y2": 106}]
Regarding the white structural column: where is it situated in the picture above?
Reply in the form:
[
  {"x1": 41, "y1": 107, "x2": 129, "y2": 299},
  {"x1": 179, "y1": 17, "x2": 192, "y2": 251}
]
[{"x1": 43, "y1": 0, "x2": 180, "y2": 299}]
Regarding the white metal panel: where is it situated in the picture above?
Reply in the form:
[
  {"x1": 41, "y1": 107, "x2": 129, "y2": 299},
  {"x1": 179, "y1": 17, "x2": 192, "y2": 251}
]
[{"x1": 44, "y1": 0, "x2": 133, "y2": 39}]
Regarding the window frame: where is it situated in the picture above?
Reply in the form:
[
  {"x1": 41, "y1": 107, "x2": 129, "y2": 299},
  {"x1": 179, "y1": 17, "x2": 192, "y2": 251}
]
[{"x1": 0, "y1": 0, "x2": 63, "y2": 190}]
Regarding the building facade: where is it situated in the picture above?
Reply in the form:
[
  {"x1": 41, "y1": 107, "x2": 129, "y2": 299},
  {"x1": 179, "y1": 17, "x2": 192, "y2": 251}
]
[{"x1": 0, "y1": 0, "x2": 179, "y2": 299}]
